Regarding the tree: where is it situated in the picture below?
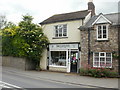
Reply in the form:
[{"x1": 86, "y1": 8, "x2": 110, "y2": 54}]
[
  {"x1": 18, "y1": 15, "x2": 49, "y2": 66},
  {"x1": 2, "y1": 15, "x2": 49, "y2": 68},
  {"x1": 0, "y1": 15, "x2": 7, "y2": 29}
]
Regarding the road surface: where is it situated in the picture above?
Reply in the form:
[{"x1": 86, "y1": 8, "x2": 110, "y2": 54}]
[{"x1": 2, "y1": 69, "x2": 117, "y2": 90}]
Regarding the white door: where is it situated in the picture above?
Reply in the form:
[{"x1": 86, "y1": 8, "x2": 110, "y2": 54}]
[{"x1": 67, "y1": 50, "x2": 71, "y2": 72}]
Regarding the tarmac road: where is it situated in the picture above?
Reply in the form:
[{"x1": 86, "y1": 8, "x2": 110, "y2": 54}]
[
  {"x1": 2, "y1": 70, "x2": 94, "y2": 88},
  {"x1": 2, "y1": 67, "x2": 119, "y2": 90}
]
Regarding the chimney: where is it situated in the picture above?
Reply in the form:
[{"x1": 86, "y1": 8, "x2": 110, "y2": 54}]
[{"x1": 88, "y1": 0, "x2": 95, "y2": 16}]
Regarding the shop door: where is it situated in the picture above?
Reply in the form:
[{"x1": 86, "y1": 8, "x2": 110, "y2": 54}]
[{"x1": 70, "y1": 51, "x2": 79, "y2": 72}]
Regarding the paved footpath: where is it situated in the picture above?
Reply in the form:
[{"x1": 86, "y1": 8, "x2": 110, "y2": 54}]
[{"x1": 2, "y1": 67, "x2": 120, "y2": 89}]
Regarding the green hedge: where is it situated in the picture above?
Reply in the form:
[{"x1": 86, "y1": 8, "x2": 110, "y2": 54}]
[{"x1": 80, "y1": 68, "x2": 119, "y2": 78}]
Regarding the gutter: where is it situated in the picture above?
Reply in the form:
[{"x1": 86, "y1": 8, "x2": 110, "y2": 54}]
[{"x1": 40, "y1": 18, "x2": 85, "y2": 25}]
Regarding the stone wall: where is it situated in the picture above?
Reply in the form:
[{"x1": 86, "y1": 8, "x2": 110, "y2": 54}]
[
  {"x1": 80, "y1": 30, "x2": 89, "y2": 68},
  {"x1": 2, "y1": 56, "x2": 36, "y2": 70},
  {"x1": 80, "y1": 25, "x2": 119, "y2": 72}
]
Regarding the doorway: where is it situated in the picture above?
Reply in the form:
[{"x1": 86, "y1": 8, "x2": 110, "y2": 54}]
[{"x1": 70, "y1": 51, "x2": 79, "y2": 72}]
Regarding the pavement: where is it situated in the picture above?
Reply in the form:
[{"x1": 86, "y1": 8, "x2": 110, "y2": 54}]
[{"x1": 2, "y1": 66, "x2": 120, "y2": 89}]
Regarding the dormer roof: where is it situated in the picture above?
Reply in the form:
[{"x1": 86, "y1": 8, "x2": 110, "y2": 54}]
[{"x1": 79, "y1": 12, "x2": 120, "y2": 30}]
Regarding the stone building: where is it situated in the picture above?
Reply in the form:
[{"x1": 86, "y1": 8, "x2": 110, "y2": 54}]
[{"x1": 79, "y1": 13, "x2": 120, "y2": 73}]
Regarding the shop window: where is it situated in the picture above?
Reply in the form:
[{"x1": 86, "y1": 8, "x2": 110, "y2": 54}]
[
  {"x1": 93, "y1": 52, "x2": 112, "y2": 68},
  {"x1": 50, "y1": 51, "x2": 66, "y2": 66}
]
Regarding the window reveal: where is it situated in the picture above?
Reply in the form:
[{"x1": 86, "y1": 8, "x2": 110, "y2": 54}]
[
  {"x1": 93, "y1": 52, "x2": 112, "y2": 68},
  {"x1": 54, "y1": 24, "x2": 67, "y2": 37},
  {"x1": 97, "y1": 25, "x2": 108, "y2": 40}
]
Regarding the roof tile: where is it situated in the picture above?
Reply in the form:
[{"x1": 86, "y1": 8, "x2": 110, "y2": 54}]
[{"x1": 40, "y1": 10, "x2": 90, "y2": 25}]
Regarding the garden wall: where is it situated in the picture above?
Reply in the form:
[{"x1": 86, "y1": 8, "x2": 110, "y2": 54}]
[{"x1": 2, "y1": 56, "x2": 36, "y2": 70}]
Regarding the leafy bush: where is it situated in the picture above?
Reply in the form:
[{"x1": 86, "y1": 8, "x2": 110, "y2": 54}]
[
  {"x1": 80, "y1": 67, "x2": 119, "y2": 78},
  {"x1": 80, "y1": 68, "x2": 89, "y2": 76}
]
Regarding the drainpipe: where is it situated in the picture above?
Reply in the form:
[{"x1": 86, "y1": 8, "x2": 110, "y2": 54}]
[
  {"x1": 88, "y1": 28, "x2": 91, "y2": 65},
  {"x1": 47, "y1": 44, "x2": 49, "y2": 70},
  {"x1": 118, "y1": 25, "x2": 120, "y2": 75}
]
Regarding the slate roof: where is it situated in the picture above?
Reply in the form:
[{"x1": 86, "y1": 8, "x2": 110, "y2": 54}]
[
  {"x1": 40, "y1": 10, "x2": 90, "y2": 25},
  {"x1": 84, "y1": 13, "x2": 120, "y2": 28},
  {"x1": 104, "y1": 13, "x2": 120, "y2": 25}
]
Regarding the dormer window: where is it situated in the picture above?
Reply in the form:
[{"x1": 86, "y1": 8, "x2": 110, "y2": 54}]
[
  {"x1": 54, "y1": 24, "x2": 67, "y2": 38},
  {"x1": 97, "y1": 24, "x2": 108, "y2": 40}
]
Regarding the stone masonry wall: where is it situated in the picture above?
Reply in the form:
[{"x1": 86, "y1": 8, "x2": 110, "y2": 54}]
[
  {"x1": 80, "y1": 25, "x2": 119, "y2": 72},
  {"x1": 80, "y1": 30, "x2": 89, "y2": 68}
]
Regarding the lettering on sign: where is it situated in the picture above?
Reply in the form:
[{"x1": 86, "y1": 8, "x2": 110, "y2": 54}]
[{"x1": 49, "y1": 44, "x2": 79, "y2": 50}]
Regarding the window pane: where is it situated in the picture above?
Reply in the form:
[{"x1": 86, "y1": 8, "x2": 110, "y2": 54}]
[
  {"x1": 103, "y1": 30, "x2": 106, "y2": 33},
  {"x1": 95, "y1": 57, "x2": 99, "y2": 61},
  {"x1": 95, "y1": 53, "x2": 99, "y2": 57},
  {"x1": 100, "y1": 53, "x2": 105, "y2": 56},
  {"x1": 55, "y1": 26, "x2": 58, "y2": 37},
  {"x1": 106, "y1": 61, "x2": 112, "y2": 67},
  {"x1": 51, "y1": 51, "x2": 59, "y2": 65},
  {"x1": 55, "y1": 30, "x2": 58, "y2": 37},
  {"x1": 63, "y1": 32, "x2": 67, "y2": 36},
  {"x1": 98, "y1": 26, "x2": 101, "y2": 30},
  {"x1": 94, "y1": 53, "x2": 99, "y2": 67},
  {"x1": 103, "y1": 25, "x2": 107, "y2": 39},
  {"x1": 63, "y1": 25, "x2": 67, "y2": 29},
  {"x1": 94, "y1": 62, "x2": 99, "y2": 67},
  {"x1": 100, "y1": 62, "x2": 105, "y2": 67},
  {"x1": 100, "y1": 57, "x2": 105, "y2": 61},
  {"x1": 106, "y1": 53, "x2": 111, "y2": 57},
  {"x1": 63, "y1": 29, "x2": 67, "y2": 36},
  {"x1": 59, "y1": 27, "x2": 62, "y2": 36},
  {"x1": 50, "y1": 51, "x2": 66, "y2": 66},
  {"x1": 103, "y1": 35, "x2": 107, "y2": 38},
  {"x1": 103, "y1": 29, "x2": 107, "y2": 38},
  {"x1": 55, "y1": 26, "x2": 58, "y2": 29},
  {"x1": 63, "y1": 25, "x2": 67, "y2": 36},
  {"x1": 103, "y1": 25, "x2": 106, "y2": 30},
  {"x1": 106, "y1": 58, "x2": 111, "y2": 62}
]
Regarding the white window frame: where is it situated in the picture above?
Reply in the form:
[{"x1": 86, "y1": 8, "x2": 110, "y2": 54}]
[
  {"x1": 49, "y1": 50, "x2": 67, "y2": 67},
  {"x1": 54, "y1": 24, "x2": 67, "y2": 38},
  {"x1": 93, "y1": 52, "x2": 112, "y2": 68},
  {"x1": 96, "y1": 24, "x2": 108, "y2": 40}
]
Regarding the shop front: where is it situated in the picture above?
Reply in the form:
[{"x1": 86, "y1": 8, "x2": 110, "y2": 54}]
[{"x1": 48, "y1": 43, "x2": 80, "y2": 73}]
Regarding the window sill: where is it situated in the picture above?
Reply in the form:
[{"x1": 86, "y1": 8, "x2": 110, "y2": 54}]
[
  {"x1": 49, "y1": 65, "x2": 67, "y2": 68},
  {"x1": 52, "y1": 37, "x2": 68, "y2": 39},
  {"x1": 93, "y1": 66, "x2": 112, "y2": 68},
  {"x1": 95, "y1": 39, "x2": 109, "y2": 42}
]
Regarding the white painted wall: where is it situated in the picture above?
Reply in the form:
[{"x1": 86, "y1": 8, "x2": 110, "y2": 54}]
[
  {"x1": 40, "y1": 49, "x2": 47, "y2": 70},
  {"x1": 40, "y1": 20, "x2": 84, "y2": 70},
  {"x1": 42, "y1": 20, "x2": 83, "y2": 43}
]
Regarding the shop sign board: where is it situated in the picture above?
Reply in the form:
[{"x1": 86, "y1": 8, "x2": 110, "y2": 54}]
[{"x1": 49, "y1": 44, "x2": 79, "y2": 50}]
